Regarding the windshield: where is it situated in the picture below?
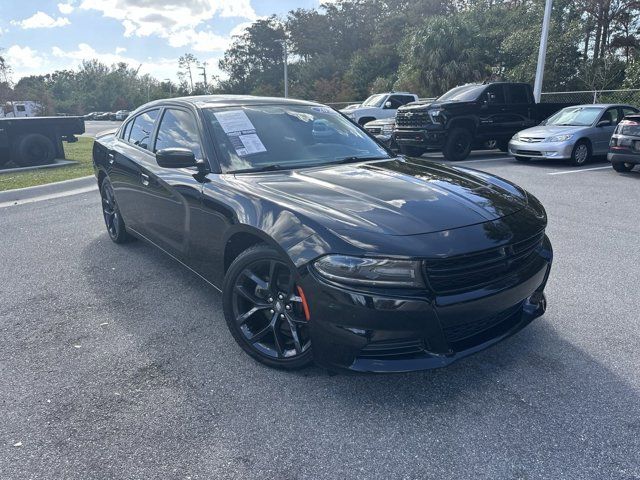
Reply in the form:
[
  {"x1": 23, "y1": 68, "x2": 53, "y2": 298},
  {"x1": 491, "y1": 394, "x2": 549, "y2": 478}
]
[
  {"x1": 361, "y1": 94, "x2": 387, "y2": 107},
  {"x1": 204, "y1": 105, "x2": 391, "y2": 173},
  {"x1": 436, "y1": 84, "x2": 484, "y2": 102},
  {"x1": 545, "y1": 106, "x2": 603, "y2": 126}
]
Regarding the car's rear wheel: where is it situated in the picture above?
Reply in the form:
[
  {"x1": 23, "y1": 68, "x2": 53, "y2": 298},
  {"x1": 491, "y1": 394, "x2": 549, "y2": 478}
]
[
  {"x1": 100, "y1": 178, "x2": 132, "y2": 244},
  {"x1": 399, "y1": 145, "x2": 426, "y2": 157},
  {"x1": 223, "y1": 245, "x2": 313, "y2": 369},
  {"x1": 612, "y1": 161, "x2": 635, "y2": 172},
  {"x1": 570, "y1": 140, "x2": 591, "y2": 166},
  {"x1": 443, "y1": 128, "x2": 472, "y2": 161}
]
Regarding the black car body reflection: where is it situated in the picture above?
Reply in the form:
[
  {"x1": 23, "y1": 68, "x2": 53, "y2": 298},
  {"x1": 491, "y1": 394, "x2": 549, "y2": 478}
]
[{"x1": 93, "y1": 96, "x2": 552, "y2": 373}]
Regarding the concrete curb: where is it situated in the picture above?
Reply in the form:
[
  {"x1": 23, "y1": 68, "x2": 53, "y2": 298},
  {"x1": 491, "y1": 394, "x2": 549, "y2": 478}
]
[{"x1": 0, "y1": 175, "x2": 97, "y2": 206}]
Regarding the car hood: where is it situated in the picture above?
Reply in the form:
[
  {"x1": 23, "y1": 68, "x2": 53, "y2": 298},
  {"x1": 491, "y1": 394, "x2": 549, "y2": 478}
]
[
  {"x1": 518, "y1": 125, "x2": 586, "y2": 137},
  {"x1": 365, "y1": 118, "x2": 395, "y2": 127},
  {"x1": 235, "y1": 158, "x2": 528, "y2": 236}
]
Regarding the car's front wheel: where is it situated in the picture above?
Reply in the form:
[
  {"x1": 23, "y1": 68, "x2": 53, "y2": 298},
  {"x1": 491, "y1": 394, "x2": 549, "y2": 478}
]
[
  {"x1": 570, "y1": 140, "x2": 591, "y2": 166},
  {"x1": 222, "y1": 245, "x2": 313, "y2": 369}
]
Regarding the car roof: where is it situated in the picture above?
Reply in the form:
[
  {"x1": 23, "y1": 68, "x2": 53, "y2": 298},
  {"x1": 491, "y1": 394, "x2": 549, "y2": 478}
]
[
  {"x1": 563, "y1": 103, "x2": 636, "y2": 109},
  {"x1": 140, "y1": 95, "x2": 324, "y2": 110}
]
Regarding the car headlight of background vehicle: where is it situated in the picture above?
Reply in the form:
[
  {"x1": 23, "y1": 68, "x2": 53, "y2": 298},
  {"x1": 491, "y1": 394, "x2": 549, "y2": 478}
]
[
  {"x1": 313, "y1": 255, "x2": 424, "y2": 288},
  {"x1": 547, "y1": 133, "x2": 573, "y2": 142},
  {"x1": 382, "y1": 124, "x2": 394, "y2": 134}
]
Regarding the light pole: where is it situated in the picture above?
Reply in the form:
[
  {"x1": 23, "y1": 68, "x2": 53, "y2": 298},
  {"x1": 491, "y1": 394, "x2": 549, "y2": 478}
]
[
  {"x1": 533, "y1": 0, "x2": 553, "y2": 103},
  {"x1": 276, "y1": 39, "x2": 288, "y2": 98},
  {"x1": 198, "y1": 62, "x2": 208, "y2": 92},
  {"x1": 164, "y1": 78, "x2": 173, "y2": 96}
]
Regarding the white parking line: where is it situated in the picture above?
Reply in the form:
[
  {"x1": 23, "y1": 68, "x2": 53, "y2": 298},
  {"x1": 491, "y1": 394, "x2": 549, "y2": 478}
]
[
  {"x1": 548, "y1": 166, "x2": 611, "y2": 176},
  {"x1": 0, "y1": 185, "x2": 97, "y2": 209}
]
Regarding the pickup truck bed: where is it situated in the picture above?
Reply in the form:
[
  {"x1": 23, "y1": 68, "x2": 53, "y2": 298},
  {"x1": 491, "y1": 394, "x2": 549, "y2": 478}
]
[{"x1": 0, "y1": 116, "x2": 85, "y2": 168}]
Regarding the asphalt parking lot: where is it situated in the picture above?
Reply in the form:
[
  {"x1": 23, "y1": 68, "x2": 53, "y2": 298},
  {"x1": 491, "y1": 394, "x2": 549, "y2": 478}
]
[{"x1": 1, "y1": 153, "x2": 639, "y2": 479}]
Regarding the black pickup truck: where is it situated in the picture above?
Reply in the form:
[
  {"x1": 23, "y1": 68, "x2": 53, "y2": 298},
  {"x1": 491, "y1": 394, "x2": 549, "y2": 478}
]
[
  {"x1": 0, "y1": 116, "x2": 85, "y2": 168},
  {"x1": 394, "y1": 82, "x2": 574, "y2": 160}
]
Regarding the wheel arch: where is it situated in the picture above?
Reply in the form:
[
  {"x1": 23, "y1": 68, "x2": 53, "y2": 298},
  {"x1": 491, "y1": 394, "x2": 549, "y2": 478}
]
[
  {"x1": 223, "y1": 227, "x2": 293, "y2": 274},
  {"x1": 447, "y1": 117, "x2": 477, "y2": 134}
]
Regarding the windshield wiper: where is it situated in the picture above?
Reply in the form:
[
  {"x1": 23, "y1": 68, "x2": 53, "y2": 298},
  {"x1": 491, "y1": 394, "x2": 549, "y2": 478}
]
[{"x1": 231, "y1": 164, "x2": 288, "y2": 174}]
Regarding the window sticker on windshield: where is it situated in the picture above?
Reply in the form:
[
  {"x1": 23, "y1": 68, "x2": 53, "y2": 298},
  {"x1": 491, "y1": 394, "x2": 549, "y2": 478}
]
[
  {"x1": 214, "y1": 110, "x2": 255, "y2": 134},
  {"x1": 236, "y1": 133, "x2": 267, "y2": 156},
  {"x1": 214, "y1": 109, "x2": 267, "y2": 156}
]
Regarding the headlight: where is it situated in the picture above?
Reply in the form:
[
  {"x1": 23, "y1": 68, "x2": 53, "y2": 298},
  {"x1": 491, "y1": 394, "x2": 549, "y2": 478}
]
[
  {"x1": 512, "y1": 133, "x2": 520, "y2": 141},
  {"x1": 382, "y1": 124, "x2": 394, "y2": 133},
  {"x1": 547, "y1": 134, "x2": 573, "y2": 142},
  {"x1": 313, "y1": 255, "x2": 424, "y2": 288},
  {"x1": 428, "y1": 109, "x2": 442, "y2": 117}
]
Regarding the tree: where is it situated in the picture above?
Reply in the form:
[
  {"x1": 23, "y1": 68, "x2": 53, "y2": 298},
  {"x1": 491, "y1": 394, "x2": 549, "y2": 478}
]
[{"x1": 178, "y1": 53, "x2": 199, "y2": 92}]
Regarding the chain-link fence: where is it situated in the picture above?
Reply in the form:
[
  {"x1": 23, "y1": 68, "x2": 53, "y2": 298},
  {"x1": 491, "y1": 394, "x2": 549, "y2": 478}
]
[{"x1": 541, "y1": 89, "x2": 640, "y2": 106}]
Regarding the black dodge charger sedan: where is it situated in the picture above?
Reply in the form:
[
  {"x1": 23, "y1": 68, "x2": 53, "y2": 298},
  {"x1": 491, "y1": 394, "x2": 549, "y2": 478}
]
[{"x1": 92, "y1": 95, "x2": 552, "y2": 373}]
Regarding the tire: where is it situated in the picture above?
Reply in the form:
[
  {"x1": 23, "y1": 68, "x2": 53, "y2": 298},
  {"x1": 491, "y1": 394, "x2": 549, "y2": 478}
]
[
  {"x1": 399, "y1": 145, "x2": 426, "y2": 157},
  {"x1": 443, "y1": 127, "x2": 473, "y2": 161},
  {"x1": 0, "y1": 147, "x2": 10, "y2": 167},
  {"x1": 100, "y1": 178, "x2": 132, "y2": 244},
  {"x1": 222, "y1": 245, "x2": 313, "y2": 370},
  {"x1": 497, "y1": 140, "x2": 509, "y2": 152},
  {"x1": 612, "y1": 161, "x2": 635, "y2": 172},
  {"x1": 570, "y1": 140, "x2": 591, "y2": 166},
  {"x1": 12, "y1": 133, "x2": 56, "y2": 167}
]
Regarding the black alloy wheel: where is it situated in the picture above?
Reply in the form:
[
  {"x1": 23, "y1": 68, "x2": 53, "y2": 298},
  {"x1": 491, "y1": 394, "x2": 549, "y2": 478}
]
[
  {"x1": 100, "y1": 179, "x2": 131, "y2": 244},
  {"x1": 223, "y1": 245, "x2": 312, "y2": 369},
  {"x1": 443, "y1": 127, "x2": 473, "y2": 161}
]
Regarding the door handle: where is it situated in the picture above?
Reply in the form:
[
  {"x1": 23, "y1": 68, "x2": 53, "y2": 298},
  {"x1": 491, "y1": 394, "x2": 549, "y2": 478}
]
[
  {"x1": 141, "y1": 173, "x2": 150, "y2": 186},
  {"x1": 107, "y1": 152, "x2": 115, "y2": 165}
]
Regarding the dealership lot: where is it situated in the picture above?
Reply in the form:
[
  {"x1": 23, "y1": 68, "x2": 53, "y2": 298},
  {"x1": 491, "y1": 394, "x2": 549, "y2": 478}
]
[{"x1": 1, "y1": 155, "x2": 639, "y2": 479}]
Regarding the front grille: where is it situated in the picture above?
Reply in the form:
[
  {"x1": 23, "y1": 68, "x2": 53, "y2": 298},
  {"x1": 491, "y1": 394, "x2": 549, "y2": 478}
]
[
  {"x1": 423, "y1": 232, "x2": 545, "y2": 295},
  {"x1": 365, "y1": 127, "x2": 382, "y2": 134},
  {"x1": 396, "y1": 111, "x2": 431, "y2": 128},
  {"x1": 515, "y1": 149, "x2": 544, "y2": 156},
  {"x1": 443, "y1": 304, "x2": 523, "y2": 344},
  {"x1": 519, "y1": 137, "x2": 545, "y2": 143},
  {"x1": 358, "y1": 338, "x2": 425, "y2": 359}
]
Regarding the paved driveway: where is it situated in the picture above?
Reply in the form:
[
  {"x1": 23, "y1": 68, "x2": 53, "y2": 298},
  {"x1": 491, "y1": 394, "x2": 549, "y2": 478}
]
[{"x1": 1, "y1": 154, "x2": 639, "y2": 479}]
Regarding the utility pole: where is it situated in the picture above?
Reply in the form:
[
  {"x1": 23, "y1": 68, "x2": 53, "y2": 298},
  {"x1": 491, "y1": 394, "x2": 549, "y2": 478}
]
[
  {"x1": 198, "y1": 62, "x2": 208, "y2": 92},
  {"x1": 276, "y1": 40, "x2": 288, "y2": 98},
  {"x1": 164, "y1": 78, "x2": 173, "y2": 96},
  {"x1": 533, "y1": 0, "x2": 553, "y2": 103}
]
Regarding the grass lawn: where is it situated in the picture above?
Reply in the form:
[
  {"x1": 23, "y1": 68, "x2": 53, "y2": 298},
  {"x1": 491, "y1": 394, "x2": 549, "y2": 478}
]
[{"x1": 0, "y1": 137, "x2": 94, "y2": 192}]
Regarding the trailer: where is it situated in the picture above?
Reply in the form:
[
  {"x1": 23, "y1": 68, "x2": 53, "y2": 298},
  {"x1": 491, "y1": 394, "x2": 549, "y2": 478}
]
[{"x1": 0, "y1": 116, "x2": 85, "y2": 168}]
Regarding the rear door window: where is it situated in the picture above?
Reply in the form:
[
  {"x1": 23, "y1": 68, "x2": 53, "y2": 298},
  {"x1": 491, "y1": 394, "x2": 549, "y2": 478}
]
[
  {"x1": 507, "y1": 85, "x2": 530, "y2": 104},
  {"x1": 128, "y1": 109, "x2": 159, "y2": 150}
]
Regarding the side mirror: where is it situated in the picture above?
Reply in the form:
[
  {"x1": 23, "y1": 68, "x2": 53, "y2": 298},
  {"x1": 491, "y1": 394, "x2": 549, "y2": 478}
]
[
  {"x1": 156, "y1": 148, "x2": 197, "y2": 168},
  {"x1": 384, "y1": 101, "x2": 393, "y2": 109},
  {"x1": 597, "y1": 119, "x2": 612, "y2": 127}
]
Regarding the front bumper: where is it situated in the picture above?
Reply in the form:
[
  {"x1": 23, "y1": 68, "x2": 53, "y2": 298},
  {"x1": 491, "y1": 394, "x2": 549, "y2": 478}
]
[
  {"x1": 394, "y1": 126, "x2": 446, "y2": 149},
  {"x1": 509, "y1": 139, "x2": 574, "y2": 160},
  {"x1": 300, "y1": 237, "x2": 553, "y2": 373}
]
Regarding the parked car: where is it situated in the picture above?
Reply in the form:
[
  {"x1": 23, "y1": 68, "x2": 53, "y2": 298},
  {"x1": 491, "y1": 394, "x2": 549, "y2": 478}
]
[
  {"x1": 509, "y1": 104, "x2": 638, "y2": 166},
  {"x1": 341, "y1": 92, "x2": 418, "y2": 126},
  {"x1": 83, "y1": 112, "x2": 99, "y2": 120},
  {"x1": 364, "y1": 117, "x2": 397, "y2": 149},
  {"x1": 608, "y1": 113, "x2": 640, "y2": 172},
  {"x1": 92, "y1": 95, "x2": 552, "y2": 373},
  {"x1": 394, "y1": 82, "x2": 575, "y2": 160},
  {"x1": 115, "y1": 110, "x2": 130, "y2": 121},
  {"x1": 95, "y1": 112, "x2": 112, "y2": 121}
]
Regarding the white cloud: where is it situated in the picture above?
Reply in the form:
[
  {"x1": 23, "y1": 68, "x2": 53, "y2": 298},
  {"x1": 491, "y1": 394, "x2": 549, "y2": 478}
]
[
  {"x1": 58, "y1": 2, "x2": 75, "y2": 14},
  {"x1": 4, "y1": 45, "x2": 45, "y2": 69},
  {"x1": 79, "y1": 0, "x2": 257, "y2": 52},
  {"x1": 12, "y1": 11, "x2": 70, "y2": 29},
  {"x1": 115, "y1": 47, "x2": 127, "y2": 54}
]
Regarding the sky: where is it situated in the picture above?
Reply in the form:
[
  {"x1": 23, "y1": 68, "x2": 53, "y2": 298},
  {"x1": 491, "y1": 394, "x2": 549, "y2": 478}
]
[{"x1": 0, "y1": 0, "x2": 336, "y2": 83}]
